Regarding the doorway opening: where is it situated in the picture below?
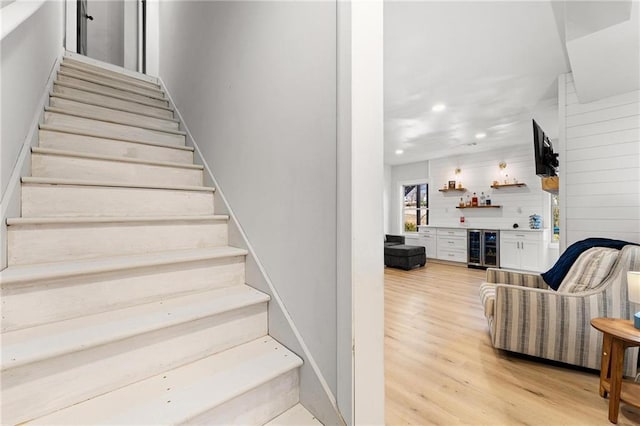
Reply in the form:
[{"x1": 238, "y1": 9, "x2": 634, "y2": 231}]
[{"x1": 71, "y1": 0, "x2": 145, "y2": 73}]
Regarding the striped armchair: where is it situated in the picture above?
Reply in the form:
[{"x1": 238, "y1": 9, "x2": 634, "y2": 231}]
[{"x1": 480, "y1": 245, "x2": 639, "y2": 377}]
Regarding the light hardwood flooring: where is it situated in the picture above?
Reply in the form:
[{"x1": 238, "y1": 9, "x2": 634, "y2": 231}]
[{"x1": 385, "y1": 262, "x2": 640, "y2": 425}]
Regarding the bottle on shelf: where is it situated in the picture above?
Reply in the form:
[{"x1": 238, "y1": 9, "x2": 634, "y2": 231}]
[
  {"x1": 466, "y1": 194, "x2": 471, "y2": 207},
  {"x1": 459, "y1": 197, "x2": 464, "y2": 207},
  {"x1": 485, "y1": 193, "x2": 492, "y2": 206},
  {"x1": 471, "y1": 192, "x2": 478, "y2": 207},
  {"x1": 480, "y1": 192, "x2": 486, "y2": 206}
]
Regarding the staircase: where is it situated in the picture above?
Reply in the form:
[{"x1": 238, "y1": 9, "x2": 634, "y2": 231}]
[{"x1": 0, "y1": 54, "x2": 315, "y2": 425}]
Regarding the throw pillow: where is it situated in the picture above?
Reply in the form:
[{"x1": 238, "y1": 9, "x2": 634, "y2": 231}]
[{"x1": 557, "y1": 247, "x2": 619, "y2": 293}]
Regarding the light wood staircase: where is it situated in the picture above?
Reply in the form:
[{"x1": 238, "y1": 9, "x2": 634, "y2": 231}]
[{"x1": 0, "y1": 54, "x2": 316, "y2": 425}]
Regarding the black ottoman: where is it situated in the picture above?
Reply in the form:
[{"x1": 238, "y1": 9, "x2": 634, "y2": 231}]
[{"x1": 384, "y1": 244, "x2": 426, "y2": 270}]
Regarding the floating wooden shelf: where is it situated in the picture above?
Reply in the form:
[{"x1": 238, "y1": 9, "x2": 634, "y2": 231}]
[
  {"x1": 490, "y1": 183, "x2": 527, "y2": 189},
  {"x1": 456, "y1": 205, "x2": 502, "y2": 209},
  {"x1": 438, "y1": 188, "x2": 467, "y2": 192}
]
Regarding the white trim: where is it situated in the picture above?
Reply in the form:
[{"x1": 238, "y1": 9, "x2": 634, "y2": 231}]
[
  {"x1": 0, "y1": 0, "x2": 46, "y2": 41},
  {"x1": 558, "y1": 73, "x2": 568, "y2": 252},
  {"x1": 158, "y1": 78, "x2": 345, "y2": 426}
]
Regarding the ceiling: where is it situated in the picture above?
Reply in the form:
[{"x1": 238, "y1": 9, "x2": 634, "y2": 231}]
[{"x1": 384, "y1": 1, "x2": 571, "y2": 166}]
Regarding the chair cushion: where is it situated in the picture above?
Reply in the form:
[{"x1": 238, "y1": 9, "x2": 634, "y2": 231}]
[
  {"x1": 541, "y1": 238, "x2": 636, "y2": 290},
  {"x1": 479, "y1": 282, "x2": 496, "y2": 317},
  {"x1": 384, "y1": 244, "x2": 425, "y2": 257},
  {"x1": 557, "y1": 247, "x2": 619, "y2": 293}
]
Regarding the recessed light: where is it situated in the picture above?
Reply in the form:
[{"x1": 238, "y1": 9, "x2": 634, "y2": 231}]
[
  {"x1": 432, "y1": 103, "x2": 446, "y2": 112},
  {"x1": 395, "y1": 149, "x2": 404, "y2": 155},
  {"x1": 475, "y1": 132, "x2": 487, "y2": 139}
]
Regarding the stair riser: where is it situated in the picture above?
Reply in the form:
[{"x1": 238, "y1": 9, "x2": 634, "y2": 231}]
[
  {"x1": 2, "y1": 304, "x2": 268, "y2": 425},
  {"x1": 22, "y1": 184, "x2": 213, "y2": 218},
  {"x1": 38, "y1": 130, "x2": 193, "y2": 164},
  {"x1": 55, "y1": 75, "x2": 169, "y2": 108},
  {"x1": 62, "y1": 57, "x2": 160, "y2": 88},
  {"x1": 1, "y1": 256, "x2": 245, "y2": 332},
  {"x1": 52, "y1": 84, "x2": 173, "y2": 119},
  {"x1": 44, "y1": 112, "x2": 185, "y2": 146},
  {"x1": 57, "y1": 71, "x2": 165, "y2": 100},
  {"x1": 32, "y1": 153, "x2": 202, "y2": 187},
  {"x1": 49, "y1": 97, "x2": 179, "y2": 131},
  {"x1": 189, "y1": 370, "x2": 300, "y2": 425},
  {"x1": 8, "y1": 220, "x2": 227, "y2": 265},
  {"x1": 59, "y1": 64, "x2": 163, "y2": 93}
]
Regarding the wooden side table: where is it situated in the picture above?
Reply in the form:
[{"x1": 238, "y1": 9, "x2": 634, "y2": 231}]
[{"x1": 591, "y1": 317, "x2": 640, "y2": 424}]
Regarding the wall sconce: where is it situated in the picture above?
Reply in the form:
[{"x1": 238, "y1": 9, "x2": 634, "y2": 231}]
[
  {"x1": 454, "y1": 168, "x2": 462, "y2": 175},
  {"x1": 498, "y1": 161, "x2": 507, "y2": 171}
]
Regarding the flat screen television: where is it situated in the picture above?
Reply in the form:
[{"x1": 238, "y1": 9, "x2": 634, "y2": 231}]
[{"x1": 532, "y1": 119, "x2": 558, "y2": 177}]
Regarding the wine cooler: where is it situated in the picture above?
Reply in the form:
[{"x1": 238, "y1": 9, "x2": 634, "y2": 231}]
[{"x1": 467, "y1": 229, "x2": 500, "y2": 269}]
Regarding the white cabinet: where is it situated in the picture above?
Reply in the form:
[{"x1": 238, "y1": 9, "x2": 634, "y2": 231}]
[
  {"x1": 500, "y1": 231, "x2": 544, "y2": 272},
  {"x1": 436, "y1": 228, "x2": 467, "y2": 263},
  {"x1": 418, "y1": 228, "x2": 437, "y2": 258}
]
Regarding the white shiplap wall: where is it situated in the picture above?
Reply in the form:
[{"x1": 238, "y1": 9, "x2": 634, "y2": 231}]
[
  {"x1": 560, "y1": 73, "x2": 640, "y2": 247},
  {"x1": 429, "y1": 146, "x2": 549, "y2": 229}
]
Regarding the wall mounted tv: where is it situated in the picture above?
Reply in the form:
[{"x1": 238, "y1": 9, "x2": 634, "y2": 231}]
[{"x1": 532, "y1": 119, "x2": 558, "y2": 177}]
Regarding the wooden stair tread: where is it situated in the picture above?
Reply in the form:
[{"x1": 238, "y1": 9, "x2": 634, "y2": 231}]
[
  {"x1": 44, "y1": 107, "x2": 186, "y2": 135},
  {"x1": 53, "y1": 81, "x2": 173, "y2": 111},
  {"x1": 49, "y1": 95, "x2": 180, "y2": 123},
  {"x1": 31, "y1": 147, "x2": 201, "y2": 170},
  {"x1": 63, "y1": 54, "x2": 159, "y2": 85},
  {"x1": 28, "y1": 336, "x2": 302, "y2": 425},
  {"x1": 1, "y1": 285, "x2": 268, "y2": 370},
  {"x1": 21, "y1": 177, "x2": 213, "y2": 192},
  {"x1": 0, "y1": 246, "x2": 247, "y2": 286},
  {"x1": 265, "y1": 404, "x2": 321, "y2": 426},
  {"x1": 7, "y1": 214, "x2": 228, "y2": 226},
  {"x1": 49, "y1": 90, "x2": 174, "y2": 120},
  {"x1": 39, "y1": 124, "x2": 192, "y2": 151},
  {"x1": 59, "y1": 63, "x2": 161, "y2": 91},
  {"x1": 57, "y1": 70, "x2": 167, "y2": 101}
]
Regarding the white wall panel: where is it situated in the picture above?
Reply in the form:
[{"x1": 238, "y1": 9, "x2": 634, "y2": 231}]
[
  {"x1": 561, "y1": 73, "x2": 640, "y2": 246},
  {"x1": 427, "y1": 145, "x2": 549, "y2": 230}
]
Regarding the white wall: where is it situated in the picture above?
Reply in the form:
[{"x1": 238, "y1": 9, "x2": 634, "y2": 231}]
[
  {"x1": 86, "y1": 0, "x2": 124, "y2": 67},
  {"x1": 387, "y1": 160, "x2": 429, "y2": 234},
  {"x1": 429, "y1": 145, "x2": 549, "y2": 230},
  {"x1": 122, "y1": 0, "x2": 137, "y2": 71},
  {"x1": 157, "y1": 2, "x2": 343, "y2": 423},
  {"x1": 0, "y1": 1, "x2": 62, "y2": 196},
  {"x1": 0, "y1": 1, "x2": 64, "y2": 268},
  {"x1": 559, "y1": 73, "x2": 640, "y2": 247}
]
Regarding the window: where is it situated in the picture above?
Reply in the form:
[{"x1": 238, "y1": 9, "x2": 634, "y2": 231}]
[
  {"x1": 552, "y1": 194, "x2": 560, "y2": 242},
  {"x1": 403, "y1": 183, "x2": 429, "y2": 232}
]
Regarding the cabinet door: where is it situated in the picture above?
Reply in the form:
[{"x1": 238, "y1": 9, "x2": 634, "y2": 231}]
[
  {"x1": 520, "y1": 240, "x2": 542, "y2": 272},
  {"x1": 420, "y1": 236, "x2": 437, "y2": 258},
  {"x1": 500, "y1": 239, "x2": 520, "y2": 269}
]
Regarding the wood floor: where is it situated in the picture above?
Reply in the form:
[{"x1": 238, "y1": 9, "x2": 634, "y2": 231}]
[{"x1": 384, "y1": 262, "x2": 640, "y2": 425}]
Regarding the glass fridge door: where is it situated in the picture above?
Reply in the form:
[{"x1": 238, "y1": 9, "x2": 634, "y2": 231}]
[
  {"x1": 483, "y1": 231, "x2": 499, "y2": 267},
  {"x1": 468, "y1": 230, "x2": 482, "y2": 265}
]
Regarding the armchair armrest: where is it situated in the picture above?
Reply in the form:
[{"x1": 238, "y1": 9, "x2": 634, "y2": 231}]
[{"x1": 486, "y1": 268, "x2": 548, "y2": 289}]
